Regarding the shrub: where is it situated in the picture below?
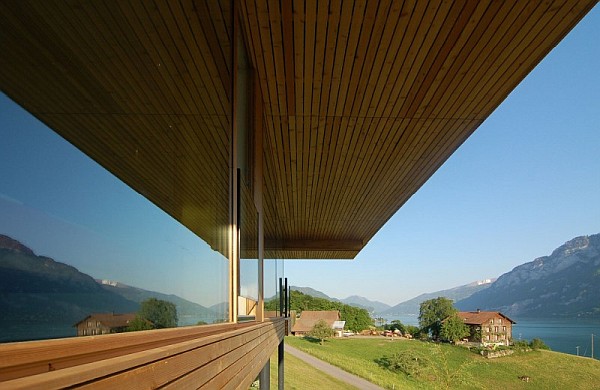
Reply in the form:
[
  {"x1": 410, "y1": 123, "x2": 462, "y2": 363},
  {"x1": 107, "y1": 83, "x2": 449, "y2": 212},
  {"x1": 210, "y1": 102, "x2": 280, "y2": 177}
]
[
  {"x1": 530, "y1": 338, "x2": 550, "y2": 350},
  {"x1": 378, "y1": 350, "x2": 431, "y2": 378}
]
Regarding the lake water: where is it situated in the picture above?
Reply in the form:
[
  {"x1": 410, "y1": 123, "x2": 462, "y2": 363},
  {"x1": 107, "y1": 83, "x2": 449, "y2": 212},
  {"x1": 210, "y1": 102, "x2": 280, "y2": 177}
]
[
  {"x1": 380, "y1": 315, "x2": 600, "y2": 359},
  {"x1": 513, "y1": 318, "x2": 599, "y2": 358}
]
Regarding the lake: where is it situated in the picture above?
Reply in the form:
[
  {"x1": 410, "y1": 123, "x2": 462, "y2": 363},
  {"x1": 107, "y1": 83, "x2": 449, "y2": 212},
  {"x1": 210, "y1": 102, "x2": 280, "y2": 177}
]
[
  {"x1": 513, "y1": 318, "x2": 599, "y2": 358},
  {"x1": 379, "y1": 314, "x2": 600, "y2": 359}
]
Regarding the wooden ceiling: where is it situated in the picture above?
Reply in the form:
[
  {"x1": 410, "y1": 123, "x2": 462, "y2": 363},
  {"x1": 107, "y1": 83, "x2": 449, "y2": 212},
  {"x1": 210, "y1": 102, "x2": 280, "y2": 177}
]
[{"x1": 1, "y1": 1, "x2": 595, "y2": 259}]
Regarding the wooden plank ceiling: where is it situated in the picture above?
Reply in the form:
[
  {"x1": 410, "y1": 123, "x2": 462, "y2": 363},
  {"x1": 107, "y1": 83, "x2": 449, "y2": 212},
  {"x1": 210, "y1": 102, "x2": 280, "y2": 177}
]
[
  {"x1": 242, "y1": 0, "x2": 596, "y2": 258},
  {"x1": 0, "y1": 1, "x2": 596, "y2": 260}
]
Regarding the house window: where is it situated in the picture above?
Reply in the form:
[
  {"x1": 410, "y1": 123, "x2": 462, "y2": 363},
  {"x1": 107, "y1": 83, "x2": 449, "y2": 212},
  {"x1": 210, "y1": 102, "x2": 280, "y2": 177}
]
[
  {"x1": 494, "y1": 326, "x2": 498, "y2": 333},
  {"x1": 503, "y1": 326, "x2": 506, "y2": 332},
  {"x1": 498, "y1": 318, "x2": 502, "y2": 324}
]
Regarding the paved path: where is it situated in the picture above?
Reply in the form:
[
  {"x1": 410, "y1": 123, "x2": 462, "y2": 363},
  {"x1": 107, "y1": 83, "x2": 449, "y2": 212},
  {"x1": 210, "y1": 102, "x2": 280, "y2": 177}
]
[{"x1": 285, "y1": 345, "x2": 384, "y2": 390}]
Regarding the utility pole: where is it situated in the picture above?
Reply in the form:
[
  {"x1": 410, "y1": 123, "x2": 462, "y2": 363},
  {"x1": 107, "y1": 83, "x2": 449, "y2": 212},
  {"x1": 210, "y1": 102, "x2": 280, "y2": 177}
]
[{"x1": 592, "y1": 334, "x2": 594, "y2": 360}]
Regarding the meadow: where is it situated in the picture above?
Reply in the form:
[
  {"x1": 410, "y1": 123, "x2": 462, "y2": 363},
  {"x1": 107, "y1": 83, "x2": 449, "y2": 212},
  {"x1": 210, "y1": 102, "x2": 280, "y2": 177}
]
[{"x1": 285, "y1": 336, "x2": 600, "y2": 389}]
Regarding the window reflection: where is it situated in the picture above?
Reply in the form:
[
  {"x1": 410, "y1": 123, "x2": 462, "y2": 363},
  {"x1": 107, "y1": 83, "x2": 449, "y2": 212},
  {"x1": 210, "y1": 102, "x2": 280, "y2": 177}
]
[{"x1": 0, "y1": 93, "x2": 230, "y2": 342}]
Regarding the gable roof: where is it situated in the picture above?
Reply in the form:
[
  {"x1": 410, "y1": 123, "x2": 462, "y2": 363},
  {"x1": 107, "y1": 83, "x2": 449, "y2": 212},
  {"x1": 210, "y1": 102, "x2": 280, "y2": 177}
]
[
  {"x1": 458, "y1": 311, "x2": 516, "y2": 325},
  {"x1": 75, "y1": 313, "x2": 137, "y2": 329},
  {"x1": 292, "y1": 310, "x2": 340, "y2": 333}
]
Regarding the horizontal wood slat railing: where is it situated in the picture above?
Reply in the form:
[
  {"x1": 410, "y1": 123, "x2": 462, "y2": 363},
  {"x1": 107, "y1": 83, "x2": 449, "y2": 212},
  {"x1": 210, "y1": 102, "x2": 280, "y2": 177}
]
[{"x1": 0, "y1": 318, "x2": 285, "y2": 389}]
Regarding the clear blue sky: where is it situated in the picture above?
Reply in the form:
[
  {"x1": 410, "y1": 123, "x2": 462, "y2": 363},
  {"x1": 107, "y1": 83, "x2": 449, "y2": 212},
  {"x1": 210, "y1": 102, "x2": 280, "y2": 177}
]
[{"x1": 1, "y1": 6, "x2": 598, "y2": 308}]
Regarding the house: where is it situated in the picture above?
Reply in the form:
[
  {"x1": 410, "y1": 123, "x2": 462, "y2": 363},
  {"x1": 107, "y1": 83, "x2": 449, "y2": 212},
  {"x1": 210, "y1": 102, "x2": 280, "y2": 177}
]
[
  {"x1": 0, "y1": 1, "x2": 594, "y2": 388},
  {"x1": 291, "y1": 311, "x2": 341, "y2": 336},
  {"x1": 458, "y1": 310, "x2": 516, "y2": 346},
  {"x1": 75, "y1": 313, "x2": 137, "y2": 336}
]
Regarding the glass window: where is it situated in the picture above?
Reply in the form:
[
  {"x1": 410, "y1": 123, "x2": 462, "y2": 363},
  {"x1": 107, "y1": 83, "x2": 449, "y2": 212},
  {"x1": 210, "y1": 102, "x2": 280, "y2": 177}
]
[{"x1": 0, "y1": 89, "x2": 231, "y2": 341}]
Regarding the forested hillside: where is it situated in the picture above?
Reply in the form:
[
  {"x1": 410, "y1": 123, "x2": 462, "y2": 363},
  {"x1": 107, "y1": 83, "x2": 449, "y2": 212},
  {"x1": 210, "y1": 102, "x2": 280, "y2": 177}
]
[{"x1": 266, "y1": 290, "x2": 373, "y2": 332}]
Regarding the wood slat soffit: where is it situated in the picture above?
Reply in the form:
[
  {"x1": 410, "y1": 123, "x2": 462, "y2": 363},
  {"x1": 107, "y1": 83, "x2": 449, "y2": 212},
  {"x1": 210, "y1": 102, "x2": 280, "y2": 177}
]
[
  {"x1": 242, "y1": 0, "x2": 596, "y2": 258},
  {"x1": 0, "y1": 1, "x2": 596, "y2": 259}
]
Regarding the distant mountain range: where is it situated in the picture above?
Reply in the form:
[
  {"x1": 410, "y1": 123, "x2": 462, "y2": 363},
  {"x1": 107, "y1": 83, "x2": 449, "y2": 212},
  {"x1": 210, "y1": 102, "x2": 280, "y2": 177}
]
[
  {"x1": 456, "y1": 234, "x2": 600, "y2": 318},
  {"x1": 382, "y1": 279, "x2": 495, "y2": 316},
  {"x1": 290, "y1": 286, "x2": 391, "y2": 313},
  {"x1": 292, "y1": 234, "x2": 600, "y2": 320},
  {"x1": 0, "y1": 234, "x2": 217, "y2": 341}
]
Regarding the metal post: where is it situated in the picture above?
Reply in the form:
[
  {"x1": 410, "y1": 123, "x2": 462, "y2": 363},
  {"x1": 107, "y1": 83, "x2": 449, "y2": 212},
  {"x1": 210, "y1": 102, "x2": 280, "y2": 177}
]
[
  {"x1": 279, "y1": 277, "x2": 284, "y2": 317},
  {"x1": 259, "y1": 358, "x2": 270, "y2": 390},
  {"x1": 284, "y1": 277, "x2": 288, "y2": 317},
  {"x1": 278, "y1": 340, "x2": 284, "y2": 389}
]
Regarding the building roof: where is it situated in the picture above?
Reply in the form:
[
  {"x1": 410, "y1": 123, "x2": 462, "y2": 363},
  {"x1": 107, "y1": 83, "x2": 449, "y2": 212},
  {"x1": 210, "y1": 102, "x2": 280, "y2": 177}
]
[
  {"x1": 292, "y1": 310, "x2": 340, "y2": 333},
  {"x1": 75, "y1": 313, "x2": 137, "y2": 329},
  {"x1": 458, "y1": 311, "x2": 516, "y2": 325},
  {"x1": 0, "y1": 1, "x2": 595, "y2": 259}
]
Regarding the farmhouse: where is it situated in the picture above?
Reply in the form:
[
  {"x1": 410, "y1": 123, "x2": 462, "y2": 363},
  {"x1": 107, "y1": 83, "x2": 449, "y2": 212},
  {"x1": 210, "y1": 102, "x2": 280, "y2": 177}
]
[
  {"x1": 291, "y1": 311, "x2": 342, "y2": 336},
  {"x1": 75, "y1": 313, "x2": 137, "y2": 336},
  {"x1": 458, "y1": 310, "x2": 516, "y2": 346}
]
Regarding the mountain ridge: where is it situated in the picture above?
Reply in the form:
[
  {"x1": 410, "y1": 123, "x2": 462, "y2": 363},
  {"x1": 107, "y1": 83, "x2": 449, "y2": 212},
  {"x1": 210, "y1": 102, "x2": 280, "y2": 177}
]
[
  {"x1": 456, "y1": 234, "x2": 600, "y2": 318},
  {"x1": 381, "y1": 279, "x2": 495, "y2": 316},
  {"x1": 0, "y1": 234, "x2": 219, "y2": 341},
  {"x1": 290, "y1": 286, "x2": 391, "y2": 313}
]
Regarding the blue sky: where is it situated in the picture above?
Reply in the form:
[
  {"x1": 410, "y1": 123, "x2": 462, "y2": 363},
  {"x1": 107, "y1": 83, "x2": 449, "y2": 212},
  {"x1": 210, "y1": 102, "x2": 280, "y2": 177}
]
[{"x1": 1, "y1": 6, "x2": 598, "y2": 308}]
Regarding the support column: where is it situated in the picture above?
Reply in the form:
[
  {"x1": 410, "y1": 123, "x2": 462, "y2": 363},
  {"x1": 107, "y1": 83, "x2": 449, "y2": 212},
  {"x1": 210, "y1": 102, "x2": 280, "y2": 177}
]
[
  {"x1": 259, "y1": 358, "x2": 270, "y2": 390},
  {"x1": 278, "y1": 339, "x2": 284, "y2": 389}
]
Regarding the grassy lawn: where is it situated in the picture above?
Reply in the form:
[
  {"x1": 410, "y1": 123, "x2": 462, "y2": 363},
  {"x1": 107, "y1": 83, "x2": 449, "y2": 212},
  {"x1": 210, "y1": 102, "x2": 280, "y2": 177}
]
[
  {"x1": 267, "y1": 351, "x2": 358, "y2": 390},
  {"x1": 285, "y1": 336, "x2": 600, "y2": 389}
]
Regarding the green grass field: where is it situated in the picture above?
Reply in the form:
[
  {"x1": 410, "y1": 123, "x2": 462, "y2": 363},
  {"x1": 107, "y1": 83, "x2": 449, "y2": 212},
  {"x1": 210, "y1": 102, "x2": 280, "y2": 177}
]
[
  {"x1": 285, "y1": 336, "x2": 600, "y2": 389},
  {"x1": 267, "y1": 351, "x2": 358, "y2": 389}
]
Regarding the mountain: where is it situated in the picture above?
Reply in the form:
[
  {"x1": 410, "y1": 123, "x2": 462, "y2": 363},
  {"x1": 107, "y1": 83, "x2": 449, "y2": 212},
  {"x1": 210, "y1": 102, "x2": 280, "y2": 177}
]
[
  {"x1": 382, "y1": 279, "x2": 495, "y2": 316},
  {"x1": 0, "y1": 234, "x2": 222, "y2": 341},
  {"x1": 98, "y1": 280, "x2": 218, "y2": 325},
  {"x1": 290, "y1": 286, "x2": 390, "y2": 313},
  {"x1": 0, "y1": 235, "x2": 139, "y2": 341},
  {"x1": 456, "y1": 234, "x2": 600, "y2": 318},
  {"x1": 341, "y1": 295, "x2": 391, "y2": 314},
  {"x1": 291, "y1": 286, "x2": 337, "y2": 301}
]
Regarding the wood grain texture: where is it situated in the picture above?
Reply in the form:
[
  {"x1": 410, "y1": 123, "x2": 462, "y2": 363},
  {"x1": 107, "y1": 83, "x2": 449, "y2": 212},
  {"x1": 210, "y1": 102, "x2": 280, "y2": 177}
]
[
  {"x1": 0, "y1": 0, "x2": 595, "y2": 261},
  {"x1": 0, "y1": 319, "x2": 285, "y2": 389}
]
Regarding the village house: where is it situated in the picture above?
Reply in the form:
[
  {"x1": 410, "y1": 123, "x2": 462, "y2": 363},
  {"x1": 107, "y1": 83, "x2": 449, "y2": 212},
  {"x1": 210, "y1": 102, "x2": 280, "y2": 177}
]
[
  {"x1": 75, "y1": 313, "x2": 137, "y2": 336},
  {"x1": 458, "y1": 310, "x2": 516, "y2": 346},
  {"x1": 291, "y1": 311, "x2": 344, "y2": 337}
]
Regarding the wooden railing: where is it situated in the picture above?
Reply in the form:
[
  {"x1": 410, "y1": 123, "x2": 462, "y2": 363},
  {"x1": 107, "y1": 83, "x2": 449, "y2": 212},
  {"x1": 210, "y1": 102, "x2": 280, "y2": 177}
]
[{"x1": 0, "y1": 318, "x2": 285, "y2": 389}]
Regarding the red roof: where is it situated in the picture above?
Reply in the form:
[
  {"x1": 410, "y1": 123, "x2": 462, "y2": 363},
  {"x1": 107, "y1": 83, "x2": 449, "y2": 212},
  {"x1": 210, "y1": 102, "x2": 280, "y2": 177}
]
[{"x1": 458, "y1": 311, "x2": 516, "y2": 325}]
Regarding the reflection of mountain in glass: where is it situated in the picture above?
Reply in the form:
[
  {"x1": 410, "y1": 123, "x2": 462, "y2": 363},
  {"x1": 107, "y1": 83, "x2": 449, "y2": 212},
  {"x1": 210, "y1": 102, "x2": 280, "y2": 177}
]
[{"x1": 0, "y1": 234, "x2": 218, "y2": 342}]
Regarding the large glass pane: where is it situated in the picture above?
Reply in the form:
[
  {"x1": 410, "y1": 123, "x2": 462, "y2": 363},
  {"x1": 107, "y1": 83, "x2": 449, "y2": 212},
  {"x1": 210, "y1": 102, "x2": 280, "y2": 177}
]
[{"x1": 0, "y1": 95, "x2": 230, "y2": 341}]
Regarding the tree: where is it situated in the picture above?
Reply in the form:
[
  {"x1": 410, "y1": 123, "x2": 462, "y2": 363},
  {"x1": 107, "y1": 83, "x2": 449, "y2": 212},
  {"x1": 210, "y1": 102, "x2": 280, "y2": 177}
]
[
  {"x1": 127, "y1": 315, "x2": 153, "y2": 331},
  {"x1": 385, "y1": 320, "x2": 406, "y2": 334},
  {"x1": 440, "y1": 313, "x2": 470, "y2": 343},
  {"x1": 132, "y1": 298, "x2": 178, "y2": 330},
  {"x1": 419, "y1": 297, "x2": 456, "y2": 340},
  {"x1": 309, "y1": 319, "x2": 334, "y2": 345},
  {"x1": 265, "y1": 290, "x2": 373, "y2": 332}
]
